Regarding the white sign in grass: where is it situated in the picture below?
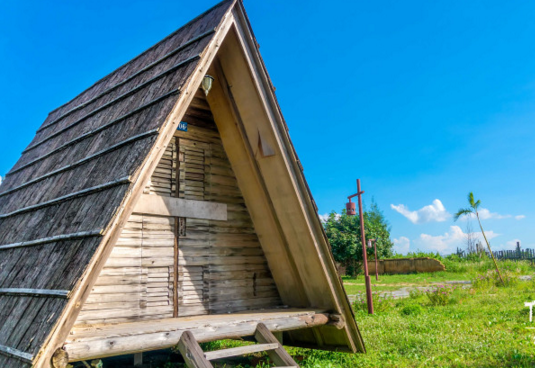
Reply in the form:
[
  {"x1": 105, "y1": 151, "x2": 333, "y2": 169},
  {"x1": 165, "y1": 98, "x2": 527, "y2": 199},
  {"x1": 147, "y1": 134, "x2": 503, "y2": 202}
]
[{"x1": 525, "y1": 301, "x2": 535, "y2": 322}]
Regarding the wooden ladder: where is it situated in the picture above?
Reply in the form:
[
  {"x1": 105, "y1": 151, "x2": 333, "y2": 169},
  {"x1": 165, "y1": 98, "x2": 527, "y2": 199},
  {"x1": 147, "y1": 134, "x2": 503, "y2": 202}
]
[{"x1": 177, "y1": 323, "x2": 300, "y2": 368}]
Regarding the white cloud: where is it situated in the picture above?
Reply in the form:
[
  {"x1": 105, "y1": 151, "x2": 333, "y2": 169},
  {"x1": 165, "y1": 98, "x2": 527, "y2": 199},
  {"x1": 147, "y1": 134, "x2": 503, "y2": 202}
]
[
  {"x1": 393, "y1": 236, "x2": 410, "y2": 255},
  {"x1": 414, "y1": 225, "x2": 500, "y2": 254},
  {"x1": 478, "y1": 208, "x2": 510, "y2": 220},
  {"x1": 391, "y1": 199, "x2": 450, "y2": 224},
  {"x1": 506, "y1": 239, "x2": 521, "y2": 249},
  {"x1": 319, "y1": 213, "x2": 340, "y2": 223},
  {"x1": 0, "y1": 175, "x2": 2, "y2": 186},
  {"x1": 458, "y1": 208, "x2": 524, "y2": 221}
]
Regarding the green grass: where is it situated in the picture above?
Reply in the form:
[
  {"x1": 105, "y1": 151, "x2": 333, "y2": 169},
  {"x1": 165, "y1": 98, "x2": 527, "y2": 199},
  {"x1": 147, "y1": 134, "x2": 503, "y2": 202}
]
[
  {"x1": 289, "y1": 280, "x2": 535, "y2": 367},
  {"x1": 155, "y1": 260, "x2": 535, "y2": 368}
]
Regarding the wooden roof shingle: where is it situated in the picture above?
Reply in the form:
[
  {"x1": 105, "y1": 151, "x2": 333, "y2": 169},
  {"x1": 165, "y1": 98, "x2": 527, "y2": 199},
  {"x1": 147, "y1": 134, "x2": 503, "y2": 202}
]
[{"x1": 0, "y1": 1, "x2": 235, "y2": 366}]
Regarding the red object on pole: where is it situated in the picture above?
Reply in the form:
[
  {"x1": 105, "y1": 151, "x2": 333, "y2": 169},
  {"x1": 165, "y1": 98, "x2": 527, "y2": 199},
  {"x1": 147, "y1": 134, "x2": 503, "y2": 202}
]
[{"x1": 357, "y1": 180, "x2": 374, "y2": 314}]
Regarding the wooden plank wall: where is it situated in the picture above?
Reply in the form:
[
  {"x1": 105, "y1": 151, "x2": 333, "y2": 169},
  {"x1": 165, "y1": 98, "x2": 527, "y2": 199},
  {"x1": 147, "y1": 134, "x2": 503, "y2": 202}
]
[
  {"x1": 175, "y1": 93, "x2": 281, "y2": 316},
  {"x1": 74, "y1": 91, "x2": 281, "y2": 326},
  {"x1": 75, "y1": 146, "x2": 177, "y2": 325}
]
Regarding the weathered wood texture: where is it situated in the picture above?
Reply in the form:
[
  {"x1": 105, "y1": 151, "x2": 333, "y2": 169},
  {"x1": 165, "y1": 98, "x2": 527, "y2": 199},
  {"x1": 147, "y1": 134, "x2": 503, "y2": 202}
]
[
  {"x1": 175, "y1": 93, "x2": 282, "y2": 317},
  {"x1": 254, "y1": 323, "x2": 299, "y2": 367},
  {"x1": 0, "y1": 2, "x2": 234, "y2": 366},
  {"x1": 74, "y1": 90, "x2": 281, "y2": 326},
  {"x1": 65, "y1": 309, "x2": 328, "y2": 361},
  {"x1": 177, "y1": 331, "x2": 214, "y2": 368},
  {"x1": 75, "y1": 215, "x2": 175, "y2": 325}
]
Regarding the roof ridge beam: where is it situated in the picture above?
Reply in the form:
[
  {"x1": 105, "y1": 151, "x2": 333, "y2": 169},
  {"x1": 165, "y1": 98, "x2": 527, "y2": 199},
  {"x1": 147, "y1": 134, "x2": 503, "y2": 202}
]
[
  {"x1": 0, "y1": 176, "x2": 131, "y2": 219},
  {"x1": 38, "y1": 29, "x2": 214, "y2": 133},
  {"x1": 6, "y1": 90, "x2": 179, "y2": 177},
  {"x1": 24, "y1": 55, "x2": 199, "y2": 153},
  {"x1": 0, "y1": 230, "x2": 103, "y2": 251},
  {"x1": 0, "y1": 289, "x2": 70, "y2": 298},
  {"x1": 0, "y1": 129, "x2": 158, "y2": 198},
  {"x1": 0, "y1": 344, "x2": 33, "y2": 363}
]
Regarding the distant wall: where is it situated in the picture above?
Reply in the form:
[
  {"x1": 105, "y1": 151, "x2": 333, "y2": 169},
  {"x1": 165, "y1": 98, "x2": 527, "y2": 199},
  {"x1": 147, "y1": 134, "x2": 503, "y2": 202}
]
[{"x1": 367, "y1": 257, "x2": 446, "y2": 275}]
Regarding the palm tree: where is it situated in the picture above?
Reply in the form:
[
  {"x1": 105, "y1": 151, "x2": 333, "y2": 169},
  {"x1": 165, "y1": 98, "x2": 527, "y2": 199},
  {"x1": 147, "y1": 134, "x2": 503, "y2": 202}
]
[{"x1": 454, "y1": 192, "x2": 505, "y2": 285}]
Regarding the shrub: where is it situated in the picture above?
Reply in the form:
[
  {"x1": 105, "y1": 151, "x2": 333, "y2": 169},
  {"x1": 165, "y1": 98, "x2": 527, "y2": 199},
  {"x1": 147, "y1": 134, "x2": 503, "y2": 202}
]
[
  {"x1": 425, "y1": 285, "x2": 458, "y2": 306},
  {"x1": 472, "y1": 270, "x2": 519, "y2": 288},
  {"x1": 401, "y1": 304, "x2": 423, "y2": 316},
  {"x1": 409, "y1": 288, "x2": 424, "y2": 299}
]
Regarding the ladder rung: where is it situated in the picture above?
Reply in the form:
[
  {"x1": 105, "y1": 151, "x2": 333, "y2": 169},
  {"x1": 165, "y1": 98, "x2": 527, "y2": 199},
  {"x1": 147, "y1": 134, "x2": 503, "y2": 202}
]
[{"x1": 204, "y1": 343, "x2": 279, "y2": 361}]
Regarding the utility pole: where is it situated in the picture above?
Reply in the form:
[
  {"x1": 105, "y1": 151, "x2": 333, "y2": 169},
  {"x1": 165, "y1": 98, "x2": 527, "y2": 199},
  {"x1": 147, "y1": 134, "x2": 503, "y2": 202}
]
[{"x1": 346, "y1": 179, "x2": 374, "y2": 314}]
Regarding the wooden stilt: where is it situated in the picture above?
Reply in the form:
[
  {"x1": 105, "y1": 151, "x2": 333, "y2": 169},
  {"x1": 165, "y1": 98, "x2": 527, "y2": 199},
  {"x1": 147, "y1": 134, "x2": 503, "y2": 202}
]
[
  {"x1": 254, "y1": 323, "x2": 299, "y2": 367},
  {"x1": 177, "y1": 331, "x2": 214, "y2": 368},
  {"x1": 134, "y1": 352, "x2": 143, "y2": 366}
]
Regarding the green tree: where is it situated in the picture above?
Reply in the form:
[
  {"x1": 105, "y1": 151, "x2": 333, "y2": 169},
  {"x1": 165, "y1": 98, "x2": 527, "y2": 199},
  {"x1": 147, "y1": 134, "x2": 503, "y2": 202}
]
[
  {"x1": 324, "y1": 200, "x2": 393, "y2": 277},
  {"x1": 454, "y1": 192, "x2": 505, "y2": 285}
]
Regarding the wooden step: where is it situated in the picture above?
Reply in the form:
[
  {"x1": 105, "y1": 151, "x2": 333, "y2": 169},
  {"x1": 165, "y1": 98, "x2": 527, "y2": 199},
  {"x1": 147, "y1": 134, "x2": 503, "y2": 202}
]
[
  {"x1": 177, "y1": 323, "x2": 300, "y2": 368},
  {"x1": 204, "y1": 343, "x2": 278, "y2": 360}
]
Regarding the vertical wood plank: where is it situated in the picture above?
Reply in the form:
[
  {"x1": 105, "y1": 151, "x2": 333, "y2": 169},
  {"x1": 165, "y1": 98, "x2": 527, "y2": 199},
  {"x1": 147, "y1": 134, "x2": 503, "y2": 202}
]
[
  {"x1": 177, "y1": 331, "x2": 214, "y2": 368},
  {"x1": 254, "y1": 323, "x2": 299, "y2": 367},
  {"x1": 173, "y1": 217, "x2": 179, "y2": 318}
]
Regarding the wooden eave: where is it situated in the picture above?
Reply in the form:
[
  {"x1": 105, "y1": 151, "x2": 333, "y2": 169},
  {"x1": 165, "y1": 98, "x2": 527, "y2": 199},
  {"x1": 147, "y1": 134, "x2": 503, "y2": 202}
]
[{"x1": 202, "y1": 3, "x2": 364, "y2": 353}]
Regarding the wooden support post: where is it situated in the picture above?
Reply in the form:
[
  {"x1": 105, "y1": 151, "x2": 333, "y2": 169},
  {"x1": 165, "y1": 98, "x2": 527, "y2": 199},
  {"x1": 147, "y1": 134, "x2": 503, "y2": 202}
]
[
  {"x1": 134, "y1": 352, "x2": 143, "y2": 366},
  {"x1": 51, "y1": 348, "x2": 69, "y2": 368},
  {"x1": 177, "y1": 331, "x2": 214, "y2": 368},
  {"x1": 254, "y1": 323, "x2": 299, "y2": 367}
]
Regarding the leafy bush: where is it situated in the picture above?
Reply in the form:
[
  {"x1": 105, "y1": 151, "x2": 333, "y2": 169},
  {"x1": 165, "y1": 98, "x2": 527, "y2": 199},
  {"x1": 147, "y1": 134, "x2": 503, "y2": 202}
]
[
  {"x1": 401, "y1": 304, "x2": 423, "y2": 316},
  {"x1": 425, "y1": 285, "x2": 458, "y2": 306},
  {"x1": 409, "y1": 288, "x2": 424, "y2": 299}
]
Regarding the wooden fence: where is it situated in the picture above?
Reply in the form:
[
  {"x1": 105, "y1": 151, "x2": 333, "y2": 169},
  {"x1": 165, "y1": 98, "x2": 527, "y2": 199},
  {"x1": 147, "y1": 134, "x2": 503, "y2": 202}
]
[{"x1": 494, "y1": 248, "x2": 535, "y2": 260}]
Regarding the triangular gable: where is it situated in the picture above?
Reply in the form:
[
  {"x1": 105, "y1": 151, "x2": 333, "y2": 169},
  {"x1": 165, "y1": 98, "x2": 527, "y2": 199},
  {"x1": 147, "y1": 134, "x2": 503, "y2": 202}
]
[
  {"x1": 73, "y1": 94, "x2": 282, "y2": 327},
  {"x1": 0, "y1": 1, "x2": 363, "y2": 367}
]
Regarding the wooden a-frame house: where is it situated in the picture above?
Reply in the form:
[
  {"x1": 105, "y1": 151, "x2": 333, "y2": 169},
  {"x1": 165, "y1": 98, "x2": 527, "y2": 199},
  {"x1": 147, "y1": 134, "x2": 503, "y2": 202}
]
[{"x1": 0, "y1": 1, "x2": 364, "y2": 367}]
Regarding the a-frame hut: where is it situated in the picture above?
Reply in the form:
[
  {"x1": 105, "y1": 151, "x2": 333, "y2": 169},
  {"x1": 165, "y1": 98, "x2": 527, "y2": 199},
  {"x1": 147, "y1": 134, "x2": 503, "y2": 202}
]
[{"x1": 0, "y1": 1, "x2": 364, "y2": 367}]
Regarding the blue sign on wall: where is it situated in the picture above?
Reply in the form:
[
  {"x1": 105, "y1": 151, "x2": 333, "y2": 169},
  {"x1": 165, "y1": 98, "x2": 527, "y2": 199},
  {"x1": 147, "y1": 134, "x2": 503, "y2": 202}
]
[{"x1": 177, "y1": 121, "x2": 188, "y2": 132}]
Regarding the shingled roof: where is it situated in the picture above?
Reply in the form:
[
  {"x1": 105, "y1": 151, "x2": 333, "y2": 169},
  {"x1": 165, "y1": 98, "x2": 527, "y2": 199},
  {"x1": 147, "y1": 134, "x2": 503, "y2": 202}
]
[
  {"x1": 0, "y1": 2, "x2": 235, "y2": 366},
  {"x1": 0, "y1": 1, "x2": 365, "y2": 366}
]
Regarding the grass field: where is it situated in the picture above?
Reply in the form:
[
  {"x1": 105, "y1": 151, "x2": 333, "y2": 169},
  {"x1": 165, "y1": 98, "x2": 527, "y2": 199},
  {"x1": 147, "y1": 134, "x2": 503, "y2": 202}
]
[{"x1": 137, "y1": 259, "x2": 535, "y2": 367}]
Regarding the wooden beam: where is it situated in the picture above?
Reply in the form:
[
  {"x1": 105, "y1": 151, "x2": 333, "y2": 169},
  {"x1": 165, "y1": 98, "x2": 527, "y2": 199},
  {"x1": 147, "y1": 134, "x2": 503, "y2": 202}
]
[
  {"x1": 64, "y1": 309, "x2": 329, "y2": 361},
  {"x1": 207, "y1": 59, "x2": 308, "y2": 307},
  {"x1": 7, "y1": 90, "x2": 179, "y2": 178},
  {"x1": 38, "y1": 29, "x2": 215, "y2": 134},
  {"x1": 204, "y1": 343, "x2": 278, "y2": 361},
  {"x1": 0, "y1": 344, "x2": 33, "y2": 363},
  {"x1": 2, "y1": 129, "x2": 158, "y2": 197},
  {"x1": 177, "y1": 331, "x2": 214, "y2": 368},
  {"x1": 0, "y1": 176, "x2": 131, "y2": 219},
  {"x1": 0, "y1": 288, "x2": 70, "y2": 298},
  {"x1": 28, "y1": 55, "x2": 199, "y2": 148},
  {"x1": 254, "y1": 323, "x2": 299, "y2": 367},
  {"x1": 51, "y1": 348, "x2": 69, "y2": 368},
  {"x1": 0, "y1": 230, "x2": 103, "y2": 251},
  {"x1": 133, "y1": 194, "x2": 227, "y2": 221}
]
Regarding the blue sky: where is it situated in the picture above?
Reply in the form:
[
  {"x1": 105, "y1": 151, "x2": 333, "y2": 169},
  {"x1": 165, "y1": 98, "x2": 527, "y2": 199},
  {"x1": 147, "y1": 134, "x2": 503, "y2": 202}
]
[{"x1": 0, "y1": 0, "x2": 534, "y2": 254}]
